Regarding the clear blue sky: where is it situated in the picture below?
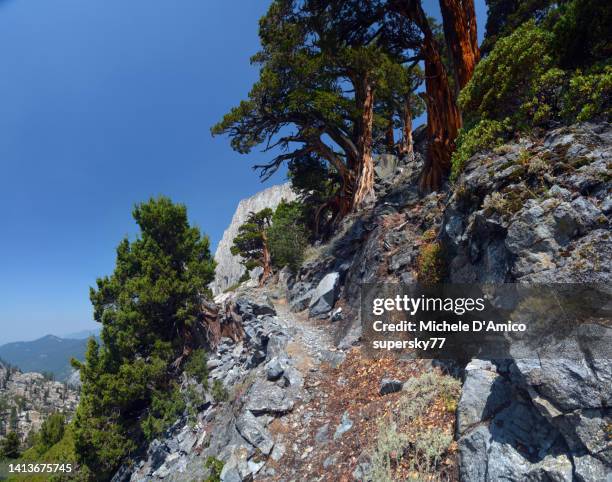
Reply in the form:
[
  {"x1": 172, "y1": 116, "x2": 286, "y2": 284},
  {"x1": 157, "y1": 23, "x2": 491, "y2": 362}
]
[{"x1": 0, "y1": 0, "x2": 486, "y2": 344}]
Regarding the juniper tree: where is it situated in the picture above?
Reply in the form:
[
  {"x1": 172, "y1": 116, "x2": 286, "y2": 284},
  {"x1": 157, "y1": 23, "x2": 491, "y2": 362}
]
[
  {"x1": 213, "y1": 0, "x2": 422, "y2": 220},
  {"x1": 390, "y1": 0, "x2": 480, "y2": 192},
  {"x1": 268, "y1": 201, "x2": 309, "y2": 272},
  {"x1": 231, "y1": 208, "x2": 274, "y2": 285},
  {"x1": 9, "y1": 406, "x2": 17, "y2": 431},
  {"x1": 36, "y1": 413, "x2": 65, "y2": 453},
  {"x1": 71, "y1": 197, "x2": 215, "y2": 478}
]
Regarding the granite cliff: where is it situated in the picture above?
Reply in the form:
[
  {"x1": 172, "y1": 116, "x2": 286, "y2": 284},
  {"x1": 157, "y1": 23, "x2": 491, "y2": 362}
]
[{"x1": 211, "y1": 183, "x2": 296, "y2": 295}]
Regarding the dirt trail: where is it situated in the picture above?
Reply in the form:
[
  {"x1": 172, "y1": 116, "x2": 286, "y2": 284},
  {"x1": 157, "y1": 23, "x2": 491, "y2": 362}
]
[
  {"x1": 260, "y1": 296, "x2": 436, "y2": 482},
  {"x1": 272, "y1": 297, "x2": 342, "y2": 369}
]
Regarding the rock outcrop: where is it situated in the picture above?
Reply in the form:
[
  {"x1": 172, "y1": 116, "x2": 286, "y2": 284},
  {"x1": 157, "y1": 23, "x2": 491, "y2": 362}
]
[
  {"x1": 281, "y1": 123, "x2": 611, "y2": 480},
  {"x1": 0, "y1": 361, "x2": 79, "y2": 444},
  {"x1": 211, "y1": 183, "x2": 297, "y2": 295},
  {"x1": 443, "y1": 123, "x2": 612, "y2": 481}
]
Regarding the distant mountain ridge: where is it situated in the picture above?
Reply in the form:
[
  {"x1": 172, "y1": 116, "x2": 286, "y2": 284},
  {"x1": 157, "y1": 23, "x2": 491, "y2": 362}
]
[{"x1": 0, "y1": 334, "x2": 93, "y2": 381}]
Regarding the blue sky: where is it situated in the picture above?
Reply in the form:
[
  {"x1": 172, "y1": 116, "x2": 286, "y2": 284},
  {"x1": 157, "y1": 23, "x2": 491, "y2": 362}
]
[{"x1": 0, "y1": 0, "x2": 487, "y2": 344}]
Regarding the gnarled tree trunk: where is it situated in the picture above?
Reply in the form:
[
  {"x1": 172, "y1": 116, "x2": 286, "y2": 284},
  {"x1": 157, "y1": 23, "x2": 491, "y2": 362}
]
[
  {"x1": 395, "y1": 0, "x2": 462, "y2": 192},
  {"x1": 352, "y1": 75, "x2": 376, "y2": 210},
  {"x1": 385, "y1": 116, "x2": 396, "y2": 154},
  {"x1": 260, "y1": 231, "x2": 272, "y2": 286},
  {"x1": 399, "y1": 93, "x2": 414, "y2": 156},
  {"x1": 439, "y1": 0, "x2": 480, "y2": 94},
  {"x1": 312, "y1": 137, "x2": 355, "y2": 220}
]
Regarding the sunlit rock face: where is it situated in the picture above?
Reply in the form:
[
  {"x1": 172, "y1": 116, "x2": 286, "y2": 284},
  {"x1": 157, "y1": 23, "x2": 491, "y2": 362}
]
[
  {"x1": 0, "y1": 362, "x2": 79, "y2": 443},
  {"x1": 210, "y1": 183, "x2": 296, "y2": 295}
]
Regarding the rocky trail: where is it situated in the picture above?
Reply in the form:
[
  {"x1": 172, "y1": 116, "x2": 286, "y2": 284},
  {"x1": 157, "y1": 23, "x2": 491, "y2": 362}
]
[
  {"x1": 257, "y1": 292, "x2": 448, "y2": 482},
  {"x1": 115, "y1": 285, "x2": 455, "y2": 482},
  {"x1": 270, "y1": 297, "x2": 340, "y2": 369}
]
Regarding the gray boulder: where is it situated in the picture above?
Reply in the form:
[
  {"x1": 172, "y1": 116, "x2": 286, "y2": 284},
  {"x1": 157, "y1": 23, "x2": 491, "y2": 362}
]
[
  {"x1": 235, "y1": 411, "x2": 274, "y2": 455},
  {"x1": 315, "y1": 423, "x2": 329, "y2": 445},
  {"x1": 245, "y1": 380, "x2": 294, "y2": 415},
  {"x1": 374, "y1": 154, "x2": 399, "y2": 180},
  {"x1": 573, "y1": 454, "x2": 612, "y2": 482},
  {"x1": 334, "y1": 411, "x2": 353, "y2": 440},
  {"x1": 309, "y1": 272, "x2": 340, "y2": 317},
  {"x1": 288, "y1": 281, "x2": 313, "y2": 312},
  {"x1": 219, "y1": 446, "x2": 250, "y2": 482},
  {"x1": 265, "y1": 357, "x2": 285, "y2": 381},
  {"x1": 458, "y1": 425, "x2": 490, "y2": 482},
  {"x1": 456, "y1": 360, "x2": 511, "y2": 436}
]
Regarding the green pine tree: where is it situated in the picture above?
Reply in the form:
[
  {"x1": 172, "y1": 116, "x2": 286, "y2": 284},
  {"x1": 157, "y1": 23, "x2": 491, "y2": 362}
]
[
  {"x1": 268, "y1": 201, "x2": 309, "y2": 272},
  {"x1": 37, "y1": 413, "x2": 66, "y2": 453},
  {"x1": 71, "y1": 196, "x2": 216, "y2": 478},
  {"x1": 9, "y1": 406, "x2": 18, "y2": 431},
  {"x1": 231, "y1": 208, "x2": 274, "y2": 285}
]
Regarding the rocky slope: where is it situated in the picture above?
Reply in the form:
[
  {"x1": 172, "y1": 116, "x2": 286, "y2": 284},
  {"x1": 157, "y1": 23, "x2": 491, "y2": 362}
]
[
  {"x1": 211, "y1": 183, "x2": 296, "y2": 295},
  {"x1": 444, "y1": 123, "x2": 612, "y2": 481},
  {"x1": 286, "y1": 123, "x2": 611, "y2": 481},
  {"x1": 0, "y1": 360, "x2": 79, "y2": 444},
  {"x1": 112, "y1": 288, "x2": 452, "y2": 482},
  {"x1": 114, "y1": 122, "x2": 610, "y2": 481}
]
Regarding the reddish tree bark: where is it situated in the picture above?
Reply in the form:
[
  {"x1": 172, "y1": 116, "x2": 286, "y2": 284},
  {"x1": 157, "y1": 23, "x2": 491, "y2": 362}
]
[
  {"x1": 260, "y1": 231, "x2": 272, "y2": 287},
  {"x1": 399, "y1": 93, "x2": 414, "y2": 156},
  {"x1": 352, "y1": 75, "x2": 376, "y2": 210},
  {"x1": 394, "y1": 0, "x2": 463, "y2": 192},
  {"x1": 385, "y1": 116, "x2": 396, "y2": 154},
  {"x1": 439, "y1": 0, "x2": 480, "y2": 93}
]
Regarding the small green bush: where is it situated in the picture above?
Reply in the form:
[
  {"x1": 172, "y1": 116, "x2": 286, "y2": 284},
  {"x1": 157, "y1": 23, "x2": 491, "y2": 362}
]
[
  {"x1": 523, "y1": 67, "x2": 567, "y2": 125},
  {"x1": 204, "y1": 456, "x2": 224, "y2": 482},
  {"x1": 0, "y1": 432, "x2": 21, "y2": 459},
  {"x1": 184, "y1": 349, "x2": 209, "y2": 388},
  {"x1": 401, "y1": 372, "x2": 461, "y2": 421},
  {"x1": 370, "y1": 372, "x2": 460, "y2": 481},
  {"x1": 454, "y1": 11, "x2": 611, "y2": 179},
  {"x1": 459, "y1": 21, "x2": 555, "y2": 127},
  {"x1": 451, "y1": 119, "x2": 511, "y2": 180},
  {"x1": 211, "y1": 380, "x2": 229, "y2": 403},
  {"x1": 417, "y1": 241, "x2": 445, "y2": 285},
  {"x1": 370, "y1": 419, "x2": 406, "y2": 482},
  {"x1": 562, "y1": 65, "x2": 612, "y2": 121}
]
